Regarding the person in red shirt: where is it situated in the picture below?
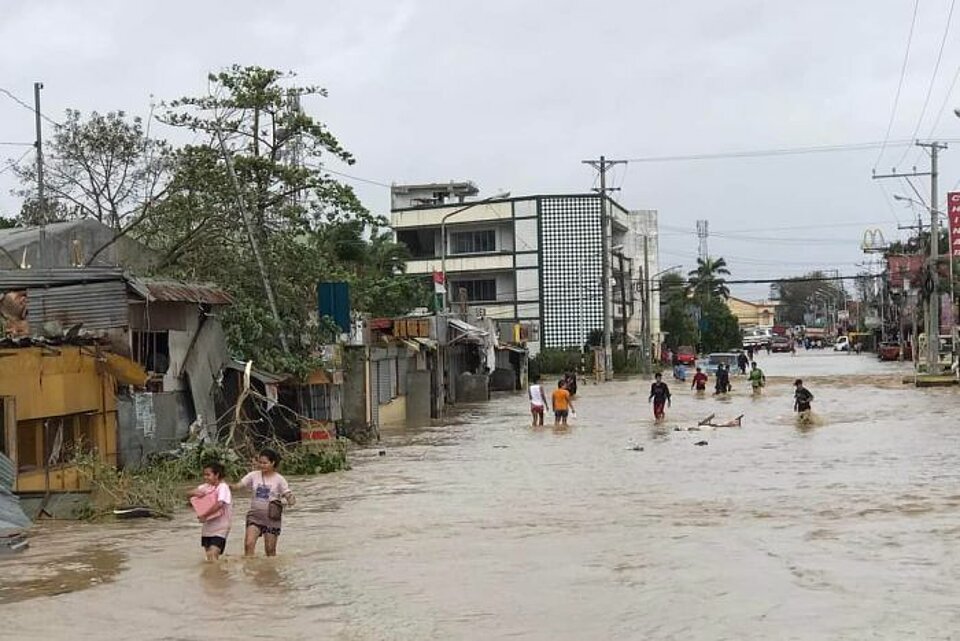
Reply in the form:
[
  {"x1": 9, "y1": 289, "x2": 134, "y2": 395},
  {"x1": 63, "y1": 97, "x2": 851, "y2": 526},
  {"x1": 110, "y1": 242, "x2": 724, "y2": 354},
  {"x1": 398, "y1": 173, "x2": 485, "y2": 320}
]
[{"x1": 691, "y1": 367, "x2": 708, "y2": 393}]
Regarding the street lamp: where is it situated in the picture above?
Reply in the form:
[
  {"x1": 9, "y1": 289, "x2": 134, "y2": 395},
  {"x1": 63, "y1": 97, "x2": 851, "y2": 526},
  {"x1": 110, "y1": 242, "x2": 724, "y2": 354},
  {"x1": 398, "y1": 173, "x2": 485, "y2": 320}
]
[{"x1": 439, "y1": 191, "x2": 510, "y2": 311}]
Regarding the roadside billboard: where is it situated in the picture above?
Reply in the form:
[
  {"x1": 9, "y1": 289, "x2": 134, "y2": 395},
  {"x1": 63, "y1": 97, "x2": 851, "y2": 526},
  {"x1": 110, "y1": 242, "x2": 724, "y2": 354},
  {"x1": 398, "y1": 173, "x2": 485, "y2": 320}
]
[{"x1": 949, "y1": 192, "x2": 960, "y2": 258}]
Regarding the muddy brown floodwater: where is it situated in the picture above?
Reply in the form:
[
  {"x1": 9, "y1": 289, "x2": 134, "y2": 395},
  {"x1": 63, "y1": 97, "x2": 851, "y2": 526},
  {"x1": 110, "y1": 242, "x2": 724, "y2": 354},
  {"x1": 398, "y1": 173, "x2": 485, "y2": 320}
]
[{"x1": 4, "y1": 351, "x2": 960, "y2": 640}]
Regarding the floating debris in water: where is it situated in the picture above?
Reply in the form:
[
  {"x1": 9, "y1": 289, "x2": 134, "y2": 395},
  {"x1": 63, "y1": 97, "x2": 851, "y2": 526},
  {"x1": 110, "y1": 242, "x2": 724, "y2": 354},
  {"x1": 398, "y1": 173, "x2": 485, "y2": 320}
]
[{"x1": 694, "y1": 440, "x2": 709, "y2": 446}]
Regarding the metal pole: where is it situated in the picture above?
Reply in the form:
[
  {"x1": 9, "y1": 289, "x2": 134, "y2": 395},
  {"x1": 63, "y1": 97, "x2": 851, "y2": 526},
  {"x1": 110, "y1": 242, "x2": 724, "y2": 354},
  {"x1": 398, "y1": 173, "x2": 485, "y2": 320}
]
[
  {"x1": 616, "y1": 252, "x2": 629, "y2": 356},
  {"x1": 927, "y1": 143, "x2": 943, "y2": 373},
  {"x1": 440, "y1": 221, "x2": 448, "y2": 312},
  {"x1": 642, "y1": 235, "x2": 651, "y2": 373},
  {"x1": 34, "y1": 82, "x2": 45, "y2": 267},
  {"x1": 599, "y1": 156, "x2": 613, "y2": 380},
  {"x1": 215, "y1": 127, "x2": 290, "y2": 353},
  {"x1": 578, "y1": 259, "x2": 585, "y2": 356}
]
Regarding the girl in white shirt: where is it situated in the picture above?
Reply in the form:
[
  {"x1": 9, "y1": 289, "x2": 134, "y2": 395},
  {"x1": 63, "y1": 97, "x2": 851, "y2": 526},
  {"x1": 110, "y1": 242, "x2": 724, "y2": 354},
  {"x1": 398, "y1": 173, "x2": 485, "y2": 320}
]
[{"x1": 528, "y1": 375, "x2": 550, "y2": 427}]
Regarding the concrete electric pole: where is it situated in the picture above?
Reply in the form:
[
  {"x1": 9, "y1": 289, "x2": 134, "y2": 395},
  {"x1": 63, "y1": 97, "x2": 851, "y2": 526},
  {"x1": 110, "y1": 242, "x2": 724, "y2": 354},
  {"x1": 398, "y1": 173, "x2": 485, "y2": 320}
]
[
  {"x1": 873, "y1": 140, "x2": 948, "y2": 375},
  {"x1": 582, "y1": 156, "x2": 627, "y2": 380}
]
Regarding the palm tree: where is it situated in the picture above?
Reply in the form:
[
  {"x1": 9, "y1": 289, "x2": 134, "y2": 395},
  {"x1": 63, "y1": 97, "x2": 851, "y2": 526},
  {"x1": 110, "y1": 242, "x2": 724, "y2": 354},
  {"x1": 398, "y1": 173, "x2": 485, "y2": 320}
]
[{"x1": 687, "y1": 256, "x2": 731, "y2": 301}]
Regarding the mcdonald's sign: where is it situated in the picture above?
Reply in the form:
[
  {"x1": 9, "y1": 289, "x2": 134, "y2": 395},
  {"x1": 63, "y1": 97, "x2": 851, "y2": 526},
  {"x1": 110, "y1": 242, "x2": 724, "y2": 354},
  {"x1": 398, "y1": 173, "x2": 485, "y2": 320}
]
[
  {"x1": 861, "y1": 228, "x2": 886, "y2": 252},
  {"x1": 948, "y1": 192, "x2": 960, "y2": 258}
]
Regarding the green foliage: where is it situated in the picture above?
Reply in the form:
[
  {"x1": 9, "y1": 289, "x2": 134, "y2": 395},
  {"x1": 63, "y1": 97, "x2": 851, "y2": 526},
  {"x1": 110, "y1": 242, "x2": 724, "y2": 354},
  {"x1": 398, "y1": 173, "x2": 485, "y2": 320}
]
[
  {"x1": 15, "y1": 109, "x2": 171, "y2": 229},
  {"x1": 612, "y1": 350, "x2": 642, "y2": 374},
  {"x1": 532, "y1": 348, "x2": 583, "y2": 375},
  {"x1": 136, "y1": 66, "x2": 426, "y2": 374},
  {"x1": 73, "y1": 438, "x2": 349, "y2": 520},
  {"x1": 770, "y1": 271, "x2": 845, "y2": 325},
  {"x1": 699, "y1": 297, "x2": 742, "y2": 353},
  {"x1": 687, "y1": 256, "x2": 731, "y2": 301},
  {"x1": 660, "y1": 272, "x2": 697, "y2": 350}
]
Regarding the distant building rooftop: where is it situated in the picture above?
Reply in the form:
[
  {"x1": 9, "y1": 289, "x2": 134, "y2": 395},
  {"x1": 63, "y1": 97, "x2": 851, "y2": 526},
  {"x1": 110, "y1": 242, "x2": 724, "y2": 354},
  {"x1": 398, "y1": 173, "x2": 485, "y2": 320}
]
[{"x1": 391, "y1": 181, "x2": 479, "y2": 210}]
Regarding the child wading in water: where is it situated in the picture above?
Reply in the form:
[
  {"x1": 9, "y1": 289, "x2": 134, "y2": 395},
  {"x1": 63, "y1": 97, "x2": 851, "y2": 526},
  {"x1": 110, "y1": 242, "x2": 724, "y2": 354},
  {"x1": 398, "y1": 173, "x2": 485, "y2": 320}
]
[
  {"x1": 649, "y1": 372, "x2": 672, "y2": 420},
  {"x1": 552, "y1": 379, "x2": 574, "y2": 427},
  {"x1": 188, "y1": 462, "x2": 233, "y2": 561},
  {"x1": 233, "y1": 448, "x2": 295, "y2": 557},
  {"x1": 528, "y1": 374, "x2": 550, "y2": 427}
]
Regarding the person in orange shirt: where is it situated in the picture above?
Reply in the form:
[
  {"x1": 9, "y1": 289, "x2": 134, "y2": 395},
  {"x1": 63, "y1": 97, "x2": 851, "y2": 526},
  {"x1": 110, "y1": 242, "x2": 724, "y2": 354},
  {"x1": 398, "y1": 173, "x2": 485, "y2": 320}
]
[{"x1": 552, "y1": 379, "x2": 575, "y2": 426}]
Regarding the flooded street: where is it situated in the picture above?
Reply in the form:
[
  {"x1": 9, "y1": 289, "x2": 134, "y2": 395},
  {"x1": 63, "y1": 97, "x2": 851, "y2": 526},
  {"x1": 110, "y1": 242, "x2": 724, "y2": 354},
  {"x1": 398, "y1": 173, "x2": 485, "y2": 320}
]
[{"x1": 5, "y1": 351, "x2": 960, "y2": 640}]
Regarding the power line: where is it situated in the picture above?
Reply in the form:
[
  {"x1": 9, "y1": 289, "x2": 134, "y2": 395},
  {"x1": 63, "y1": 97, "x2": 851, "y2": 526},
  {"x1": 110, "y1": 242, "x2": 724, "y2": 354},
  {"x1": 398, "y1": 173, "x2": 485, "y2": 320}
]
[
  {"x1": 0, "y1": 141, "x2": 32, "y2": 147},
  {"x1": 874, "y1": 0, "x2": 920, "y2": 170},
  {"x1": 623, "y1": 140, "x2": 918, "y2": 163},
  {"x1": 924, "y1": 62, "x2": 960, "y2": 139},
  {"x1": 0, "y1": 148, "x2": 32, "y2": 176},
  {"x1": 894, "y1": 0, "x2": 956, "y2": 169},
  {"x1": 0, "y1": 87, "x2": 58, "y2": 126},
  {"x1": 314, "y1": 165, "x2": 392, "y2": 188}
]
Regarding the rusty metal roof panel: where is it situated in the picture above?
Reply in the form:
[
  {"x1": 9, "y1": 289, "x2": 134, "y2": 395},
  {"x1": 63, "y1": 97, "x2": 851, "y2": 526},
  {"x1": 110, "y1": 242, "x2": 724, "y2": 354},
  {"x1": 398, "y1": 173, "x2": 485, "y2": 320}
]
[
  {"x1": 0, "y1": 267, "x2": 124, "y2": 288},
  {"x1": 28, "y1": 280, "x2": 129, "y2": 330},
  {"x1": 130, "y1": 278, "x2": 232, "y2": 305}
]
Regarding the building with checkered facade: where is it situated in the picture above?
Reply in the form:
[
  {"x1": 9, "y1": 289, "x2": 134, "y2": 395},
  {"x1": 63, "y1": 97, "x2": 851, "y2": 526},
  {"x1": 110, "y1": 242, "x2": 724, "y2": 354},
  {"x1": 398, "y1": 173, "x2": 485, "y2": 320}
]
[{"x1": 391, "y1": 184, "x2": 661, "y2": 357}]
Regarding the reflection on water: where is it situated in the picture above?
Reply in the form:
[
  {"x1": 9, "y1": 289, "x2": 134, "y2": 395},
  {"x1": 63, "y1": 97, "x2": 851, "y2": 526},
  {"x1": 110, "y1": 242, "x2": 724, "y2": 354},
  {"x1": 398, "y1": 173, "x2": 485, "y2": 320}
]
[{"x1": 4, "y1": 352, "x2": 960, "y2": 640}]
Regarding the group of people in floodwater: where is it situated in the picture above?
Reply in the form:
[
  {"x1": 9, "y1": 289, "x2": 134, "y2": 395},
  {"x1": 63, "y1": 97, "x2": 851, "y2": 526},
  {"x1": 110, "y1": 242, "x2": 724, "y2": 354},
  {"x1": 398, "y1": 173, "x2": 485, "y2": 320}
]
[
  {"x1": 528, "y1": 361, "x2": 815, "y2": 427},
  {"x1": 187, "y1": 448, "x2": 296, "y2": 562},
  {"x1": 648, "y1": 363, "x2": 813, "y2": 421}
]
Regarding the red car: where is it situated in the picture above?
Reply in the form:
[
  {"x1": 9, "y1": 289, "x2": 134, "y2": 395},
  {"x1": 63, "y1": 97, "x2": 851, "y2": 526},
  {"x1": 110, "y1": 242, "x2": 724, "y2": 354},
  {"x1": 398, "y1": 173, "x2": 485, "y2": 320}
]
[
  {"x1": 878, "y1": 342, "x2": 902, "y2": 361},
  {"x1": 676, "y1": 345, "x2": 697, "y2": 365}
]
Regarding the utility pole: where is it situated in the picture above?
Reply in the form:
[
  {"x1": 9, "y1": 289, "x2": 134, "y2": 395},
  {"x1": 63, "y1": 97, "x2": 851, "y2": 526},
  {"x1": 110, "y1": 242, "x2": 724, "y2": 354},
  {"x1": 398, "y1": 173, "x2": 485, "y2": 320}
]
[
  {"x1": 872, "y1": 141, "x2": 947, "y2": 374},
  {"x1": 922, "y1": 141, "x2": 947, "y2": 373},
  {"x1": 34, "y1": 82, "x2": 45, "y2": 267},
  {"x1": 642, "y1": 234, "x2": 651, "y2": 374},
  {"x1": 215, "y1": 126, "x2": 290, "y2": 353},
  {"x1": 582, "y1": 156, "x2": 626, "y2": 380},
  {"x1": 615, "y1": 251, "x2": 629, "y2": 356}
]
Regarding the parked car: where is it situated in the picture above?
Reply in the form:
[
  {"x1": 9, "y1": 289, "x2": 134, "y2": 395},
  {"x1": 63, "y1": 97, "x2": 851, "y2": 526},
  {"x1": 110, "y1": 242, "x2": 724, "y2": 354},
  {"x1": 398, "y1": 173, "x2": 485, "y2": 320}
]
[
  {"x1": 833, "y1": 336, "x2": 850, "y2": 352},
  {"x1": 878, "y1": 342, "x2": 901, "y2": 361},
  {"x1": 770, "y1": 336, "x2": 792, "y2": 353},
  {"x1": 700, "y1": 352, "x2": 740, "y2": 375},
  {"x1": 742, "y1": 327, "x2": 773, "y2": 349},
  {"x1": 676, "y1": 345, "x2": 697, "y2": 365}
]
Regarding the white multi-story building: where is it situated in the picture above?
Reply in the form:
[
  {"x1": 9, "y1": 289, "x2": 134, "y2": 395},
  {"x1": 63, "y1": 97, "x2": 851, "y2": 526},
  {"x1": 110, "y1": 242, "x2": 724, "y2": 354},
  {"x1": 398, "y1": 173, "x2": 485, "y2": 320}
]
[{"x1": 391, "y1": 184, "x2": 661, "y2": 357}]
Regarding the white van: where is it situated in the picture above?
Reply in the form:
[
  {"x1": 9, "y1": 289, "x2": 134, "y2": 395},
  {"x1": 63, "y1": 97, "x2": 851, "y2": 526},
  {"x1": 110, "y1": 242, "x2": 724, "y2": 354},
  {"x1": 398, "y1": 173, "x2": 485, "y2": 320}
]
[{"x1": 742, "y1": 327, "x2": 772, "y2": 348}]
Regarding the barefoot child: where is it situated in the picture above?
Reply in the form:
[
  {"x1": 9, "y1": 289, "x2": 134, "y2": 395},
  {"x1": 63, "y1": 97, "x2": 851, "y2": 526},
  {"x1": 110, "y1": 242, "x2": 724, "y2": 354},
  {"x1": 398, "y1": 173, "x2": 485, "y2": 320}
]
[{"x1": 188, "y1": 462, "x2": 232, "y2": 561}]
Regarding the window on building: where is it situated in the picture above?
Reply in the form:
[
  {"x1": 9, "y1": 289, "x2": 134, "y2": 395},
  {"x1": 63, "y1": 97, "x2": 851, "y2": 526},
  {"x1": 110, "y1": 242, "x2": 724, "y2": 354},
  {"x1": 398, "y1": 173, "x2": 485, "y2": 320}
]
[
  {"x1": 450, "y1": 230, "x2": 496, "y2": 255},
  {"x1": 302, "y1": 384, "x2": 332, "y2": 421},
  {"x1": 132, "y1": 330, "x2": 170, "y2": 374},
  {"x1": 450, "y1": 279, "x2": 497, "y2": 302},
  {"x1": 396, "y1": 229, "x2": 438, "y2": 259}
]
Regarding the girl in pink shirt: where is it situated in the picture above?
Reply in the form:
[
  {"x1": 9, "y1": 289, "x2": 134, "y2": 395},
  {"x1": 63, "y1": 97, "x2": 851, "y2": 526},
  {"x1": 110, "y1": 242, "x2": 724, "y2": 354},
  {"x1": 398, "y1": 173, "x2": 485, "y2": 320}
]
[
  {"x1": 233, "y1": 448, "x2": 295, "y2": 557},
  {"x1": 188, "y1": 462, "x2": 233, "y2": 561}
]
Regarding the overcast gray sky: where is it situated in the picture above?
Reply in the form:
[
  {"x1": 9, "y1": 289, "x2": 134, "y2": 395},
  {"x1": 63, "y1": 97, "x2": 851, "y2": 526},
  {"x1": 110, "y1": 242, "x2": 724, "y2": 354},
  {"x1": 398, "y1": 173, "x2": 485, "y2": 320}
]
[{"x1": 2, "y1": 0, "x2": 960, "y2": 299}]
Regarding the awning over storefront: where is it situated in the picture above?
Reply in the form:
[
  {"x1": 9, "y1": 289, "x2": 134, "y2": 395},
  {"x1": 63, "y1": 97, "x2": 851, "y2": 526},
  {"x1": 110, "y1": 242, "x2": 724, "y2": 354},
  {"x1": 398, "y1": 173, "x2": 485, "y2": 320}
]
[
  {"x1": 448, "y1": 318, "x2": 488, "y2": 344},
  {"x1": 497, "y1": 344, "x2": 527, "y2": 354},
  {"x1": 413, "y1": 337, "x2": 439, "y2": 350}
]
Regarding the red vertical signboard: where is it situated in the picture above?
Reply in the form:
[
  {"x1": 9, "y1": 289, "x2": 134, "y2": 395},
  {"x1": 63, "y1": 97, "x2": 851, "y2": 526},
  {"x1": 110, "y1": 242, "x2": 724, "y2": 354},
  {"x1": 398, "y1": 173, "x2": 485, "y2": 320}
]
[{"x1": 949, "y1": 192, "x2": 960, "y2": 258}]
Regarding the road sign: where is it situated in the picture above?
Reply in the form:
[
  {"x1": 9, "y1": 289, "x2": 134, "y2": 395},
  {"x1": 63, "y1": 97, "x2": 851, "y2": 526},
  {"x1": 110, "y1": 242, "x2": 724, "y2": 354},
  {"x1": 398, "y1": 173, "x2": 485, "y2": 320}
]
[{"x1": 948, "y1": 192, "x2": 960, "y2": 258}]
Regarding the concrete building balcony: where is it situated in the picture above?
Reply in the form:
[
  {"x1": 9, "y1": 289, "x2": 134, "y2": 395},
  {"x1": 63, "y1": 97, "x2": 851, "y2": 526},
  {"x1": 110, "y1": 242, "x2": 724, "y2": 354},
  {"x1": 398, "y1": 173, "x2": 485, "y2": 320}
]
[
  {"x1": 405, "y1": 253, "x2": 515, "y2": 275},
  {"x1": 391, "y1": 201, "x2": 513, "y2": 229}
]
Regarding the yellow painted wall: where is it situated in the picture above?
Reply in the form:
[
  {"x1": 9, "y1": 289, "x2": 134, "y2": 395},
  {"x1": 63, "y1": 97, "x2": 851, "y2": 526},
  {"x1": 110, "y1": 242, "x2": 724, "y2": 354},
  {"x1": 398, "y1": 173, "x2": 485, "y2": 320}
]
[
  {"x1": 0, "y1": 347, "x2": 119, "y2": 493},
  {"x1": 379, "y1": 396, "x2": 407, "y2": 428},
  {"x1": 726, "y1": 298, "x2": 776, "y2": 328}
]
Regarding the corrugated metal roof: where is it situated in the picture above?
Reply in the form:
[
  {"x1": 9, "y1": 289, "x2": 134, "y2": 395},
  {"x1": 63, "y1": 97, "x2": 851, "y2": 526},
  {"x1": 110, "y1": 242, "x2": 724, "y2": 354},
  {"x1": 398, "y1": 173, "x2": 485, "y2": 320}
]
[
  {"x1": 0, "y1": 267, "x2": 124, "y2": 288},
  {"x1": 130, "y1": 278, "x2": 232, "y2": 305},
  {"x1": 29, "y1": 280, "x2": 129, "y2": 330},
  {"x1": 0, "y1": 453, "x2": 15, "y2": 492}
]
